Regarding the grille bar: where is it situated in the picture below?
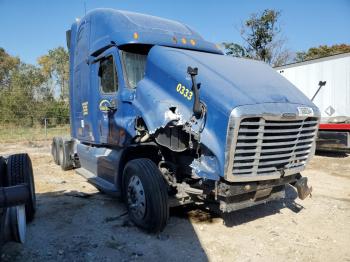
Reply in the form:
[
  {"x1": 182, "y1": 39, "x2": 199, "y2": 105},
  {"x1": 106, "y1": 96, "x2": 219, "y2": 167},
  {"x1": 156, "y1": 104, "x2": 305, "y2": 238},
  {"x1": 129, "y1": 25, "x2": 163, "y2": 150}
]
[
  {"x1": 240, "y1": 120, "x2": 318, "y2": 126},
  {"x1": 232, "y1": 163, "x2": 306, "y2": 174},
  {"x1": 236, "y1": 137, "x2": 315, "y2": 147},
  {"x1": 238, "y1": 126, "x2": 316, "y2": 133},
  {"x1": 234, "y1": 150, "x2": 311, "y2": 161},
  {"x1": 233, "y1": 155, "x2": 309, "y2": 167},
  {"x1": 235, "y1": 144, "x2": 311, "y2": 154},
  {"x1": 238, "y1": 132, "x2": 317, "y2": 140}
]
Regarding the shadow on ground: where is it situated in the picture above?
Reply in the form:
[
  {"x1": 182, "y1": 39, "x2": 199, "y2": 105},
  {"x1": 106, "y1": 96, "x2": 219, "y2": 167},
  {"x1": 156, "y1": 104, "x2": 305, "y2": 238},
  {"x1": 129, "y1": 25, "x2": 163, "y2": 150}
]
[
  {"x1": 1, "y1": 190, "x2": 207, "y2": 262},
  {"x1": 2, "y1": 185, "x2": 302, "y2": 261},
  {"x1": 171, "y1": 184, "x2": 300, "y2": 228},
  {"x1": 221, "y1": 185, "x2": 301, "y2": 227}
]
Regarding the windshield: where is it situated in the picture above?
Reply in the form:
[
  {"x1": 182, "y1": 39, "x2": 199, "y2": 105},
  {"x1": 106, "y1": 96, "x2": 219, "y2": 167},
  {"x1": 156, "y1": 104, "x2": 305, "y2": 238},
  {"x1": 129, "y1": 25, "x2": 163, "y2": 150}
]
[{"x1": 122, "y1": 51, "x2": 147, "y2": 88}]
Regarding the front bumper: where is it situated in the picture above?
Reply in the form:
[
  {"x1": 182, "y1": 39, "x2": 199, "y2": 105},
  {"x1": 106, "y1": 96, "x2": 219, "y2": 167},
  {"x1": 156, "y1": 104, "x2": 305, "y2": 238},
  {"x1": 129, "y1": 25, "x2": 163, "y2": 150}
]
[{"x1": 217, "y1": 174, "x2": 311, "y2": 212}]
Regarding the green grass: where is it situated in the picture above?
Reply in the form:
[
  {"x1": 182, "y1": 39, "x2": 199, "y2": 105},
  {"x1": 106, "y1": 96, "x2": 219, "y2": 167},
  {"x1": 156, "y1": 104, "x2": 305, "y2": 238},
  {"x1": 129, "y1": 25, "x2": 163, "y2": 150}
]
[{"x1": 0, "y1": 125, "x2": 70, "y2": 142}]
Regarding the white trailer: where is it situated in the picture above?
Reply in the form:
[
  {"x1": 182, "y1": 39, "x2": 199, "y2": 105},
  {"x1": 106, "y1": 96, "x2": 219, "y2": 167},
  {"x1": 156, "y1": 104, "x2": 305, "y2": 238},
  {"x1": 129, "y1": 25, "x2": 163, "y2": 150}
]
[{"x1": 275, "y1": 53, "x2": 350, "y2": 152}]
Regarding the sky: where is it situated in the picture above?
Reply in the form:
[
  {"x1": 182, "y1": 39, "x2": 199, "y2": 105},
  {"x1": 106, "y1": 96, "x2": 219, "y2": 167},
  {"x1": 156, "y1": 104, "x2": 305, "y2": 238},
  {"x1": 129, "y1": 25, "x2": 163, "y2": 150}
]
[{"x1": 0, "y1": 0, "x2": 349, "y2": 65}]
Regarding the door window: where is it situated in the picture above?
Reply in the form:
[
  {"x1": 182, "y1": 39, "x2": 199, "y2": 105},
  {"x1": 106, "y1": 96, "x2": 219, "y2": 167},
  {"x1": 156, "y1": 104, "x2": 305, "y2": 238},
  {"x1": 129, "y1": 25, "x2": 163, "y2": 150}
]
[{"x1": 99, "y1": 56, "x2": 118, "y2": 93}]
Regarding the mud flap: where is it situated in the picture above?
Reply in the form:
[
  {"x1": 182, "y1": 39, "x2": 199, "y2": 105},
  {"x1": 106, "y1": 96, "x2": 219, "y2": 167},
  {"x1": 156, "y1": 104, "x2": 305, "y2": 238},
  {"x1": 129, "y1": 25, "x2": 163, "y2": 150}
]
[{"x1": 293, "y1": 177, "x2": 313, "y2": 200}]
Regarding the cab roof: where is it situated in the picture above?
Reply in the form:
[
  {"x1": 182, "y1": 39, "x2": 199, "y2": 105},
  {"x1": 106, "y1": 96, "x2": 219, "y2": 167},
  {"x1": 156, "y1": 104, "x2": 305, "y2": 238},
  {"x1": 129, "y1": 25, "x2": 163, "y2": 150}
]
[{"x1": 72, "y1": 8, "x2": 222, "y2": 55}]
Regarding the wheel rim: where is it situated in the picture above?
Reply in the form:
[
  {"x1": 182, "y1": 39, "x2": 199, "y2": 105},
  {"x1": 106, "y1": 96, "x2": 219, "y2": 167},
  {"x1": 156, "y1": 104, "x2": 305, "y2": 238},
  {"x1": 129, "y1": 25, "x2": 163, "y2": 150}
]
[
  {"x1": 59, "y1": 145, "x2": 64, "y2": 165},
  {"x1": 127, "y1": 175, "x2": 146, "y2": 220},
  {"x1": 10, "y1": 205, "x2": 26, "y2": 243}
]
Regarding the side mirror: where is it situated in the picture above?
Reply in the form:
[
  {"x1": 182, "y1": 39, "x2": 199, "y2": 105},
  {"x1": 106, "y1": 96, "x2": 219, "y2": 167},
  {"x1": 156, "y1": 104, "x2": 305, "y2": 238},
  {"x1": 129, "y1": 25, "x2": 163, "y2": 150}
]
[
  {"x1": 187, "y1": 66, "x2": 198, "y2": 76},
  {"x1": 66, "y1": 30, "x2": 71, "y2": 50}
]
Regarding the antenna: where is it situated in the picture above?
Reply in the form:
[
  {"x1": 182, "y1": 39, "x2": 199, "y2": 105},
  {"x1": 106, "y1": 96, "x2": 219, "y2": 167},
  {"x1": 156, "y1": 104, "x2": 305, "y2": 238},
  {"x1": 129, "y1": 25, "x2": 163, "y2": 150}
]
[{"x1": 311, "y1": 81, "x2": 326, "y2": 102}]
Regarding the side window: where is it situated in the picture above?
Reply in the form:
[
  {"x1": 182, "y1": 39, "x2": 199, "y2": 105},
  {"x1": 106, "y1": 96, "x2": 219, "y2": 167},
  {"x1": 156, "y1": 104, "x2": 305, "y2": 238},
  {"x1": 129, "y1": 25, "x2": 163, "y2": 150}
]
[{"x1": 99, "y1": 56, "x2": 118, "y2": 93}]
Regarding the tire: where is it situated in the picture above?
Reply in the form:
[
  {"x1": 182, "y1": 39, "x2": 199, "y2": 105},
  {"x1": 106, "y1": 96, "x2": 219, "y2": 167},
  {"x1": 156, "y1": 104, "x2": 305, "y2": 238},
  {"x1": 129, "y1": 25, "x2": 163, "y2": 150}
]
[
  {"x1": 6, "y1": 154, "x2": 36, "y2": 222},
  {"x1": 58, "y1": 138, "x2": 74, "y2": 171},
  {"x1": 52, "y1": 137, "x2": 61, "y2": 165},
  {"x1": 0, "y1": 157, "x2": 6, "y2": 245},
  {"x1": 123, "y1": 158, "x2": 169, "y2": 233},
  {"x1": 0, "y1": 157, "x2": 6, "y2": 187}
]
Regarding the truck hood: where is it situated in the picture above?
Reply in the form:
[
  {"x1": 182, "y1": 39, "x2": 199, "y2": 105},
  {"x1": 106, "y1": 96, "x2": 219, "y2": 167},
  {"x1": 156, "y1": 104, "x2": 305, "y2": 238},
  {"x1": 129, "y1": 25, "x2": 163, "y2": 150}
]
[
  {"x1": 143, "y1": 46, "x2": 315, "y2": 114},
  {"x1": 133, "y1": 46, "x2": 319, "y2": 179}
]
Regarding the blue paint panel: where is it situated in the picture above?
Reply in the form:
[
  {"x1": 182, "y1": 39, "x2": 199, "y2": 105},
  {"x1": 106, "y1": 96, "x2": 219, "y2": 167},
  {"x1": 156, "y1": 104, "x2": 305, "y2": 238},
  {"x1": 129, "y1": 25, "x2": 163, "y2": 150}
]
[
  {"x1": 77, "y1": 143, "x2": 123, "y2": 188},
  {"x1": 79, "y1": 8, "x2": 221, "y2": 58}
]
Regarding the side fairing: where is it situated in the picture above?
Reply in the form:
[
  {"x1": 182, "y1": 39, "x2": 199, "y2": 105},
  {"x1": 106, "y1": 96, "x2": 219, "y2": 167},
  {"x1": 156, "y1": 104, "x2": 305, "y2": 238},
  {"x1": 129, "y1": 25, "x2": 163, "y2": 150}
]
[{"x1": 68, "y1": 23, "x2": 77, "y2": 138}]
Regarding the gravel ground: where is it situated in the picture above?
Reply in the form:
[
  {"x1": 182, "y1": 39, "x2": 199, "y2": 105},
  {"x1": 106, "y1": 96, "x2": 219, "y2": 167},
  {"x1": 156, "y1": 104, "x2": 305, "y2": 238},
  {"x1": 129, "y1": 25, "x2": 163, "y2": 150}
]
[{"x1": 0, "y1": 141, "x2": 349, "y2": 262}]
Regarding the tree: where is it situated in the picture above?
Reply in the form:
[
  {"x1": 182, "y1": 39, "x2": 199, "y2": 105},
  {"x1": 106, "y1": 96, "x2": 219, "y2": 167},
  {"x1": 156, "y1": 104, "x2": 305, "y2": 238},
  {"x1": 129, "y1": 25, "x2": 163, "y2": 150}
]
[
  {"x1": 223, "y1": 9, "x2": 290, "y2": 67},
  {"x1": 0, "y1": 47, "x2": 69, "y2": 126},
  {"x1": 295, "y1": 44, "x2": 350, "y2": 62},
  {"x1": 0, "y1": 47, "x2": 20, "y2": 88},
  {"x1": 38, "y1": 47, "x2": 69, "y2": 101},
  {"x1": 0, "y1": 63, "x2": 47, "y2": 125},
  {"x1": 222, "y1": 43, "x2": 248, "y2": 57}
]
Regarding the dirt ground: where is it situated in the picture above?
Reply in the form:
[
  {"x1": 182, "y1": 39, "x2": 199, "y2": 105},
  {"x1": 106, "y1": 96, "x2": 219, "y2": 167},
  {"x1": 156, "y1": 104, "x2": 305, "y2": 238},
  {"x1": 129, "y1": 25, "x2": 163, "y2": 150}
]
[{"x1": 0, "y1": 141, "x2": 349, "y2": 262}]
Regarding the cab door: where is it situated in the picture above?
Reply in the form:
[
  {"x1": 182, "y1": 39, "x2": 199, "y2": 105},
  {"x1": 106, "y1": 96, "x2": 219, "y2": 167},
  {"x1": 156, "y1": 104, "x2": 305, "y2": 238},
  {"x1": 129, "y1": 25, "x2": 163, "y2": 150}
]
[{"x1": 91, "y1": 50, "x2": 120, "y2": 145}]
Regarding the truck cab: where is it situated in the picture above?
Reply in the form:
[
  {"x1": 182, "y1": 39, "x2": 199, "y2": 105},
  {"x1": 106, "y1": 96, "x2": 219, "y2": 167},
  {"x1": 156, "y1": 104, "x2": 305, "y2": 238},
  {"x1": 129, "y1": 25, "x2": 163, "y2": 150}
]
[{"x1": 53, "y1": 8, "x2": 319, "y2": 232}]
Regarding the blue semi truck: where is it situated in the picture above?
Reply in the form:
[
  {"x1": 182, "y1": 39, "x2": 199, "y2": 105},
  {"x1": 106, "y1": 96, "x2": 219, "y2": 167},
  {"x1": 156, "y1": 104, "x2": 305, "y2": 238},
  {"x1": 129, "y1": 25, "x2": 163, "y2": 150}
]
[{"x1": 52, "y1": 9, "x2": 319, "y2": 232}]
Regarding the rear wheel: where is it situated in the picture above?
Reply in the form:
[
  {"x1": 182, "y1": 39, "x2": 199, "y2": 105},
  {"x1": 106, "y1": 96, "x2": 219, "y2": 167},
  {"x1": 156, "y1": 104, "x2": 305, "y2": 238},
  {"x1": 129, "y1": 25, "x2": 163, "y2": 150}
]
[
  {"x1": 123, "y1": 158, "x2": 169, "y2": 233},
  {"x1": 51, "y1": 137, "x2": 61, "y2": 165},
  {"x1": 6, "y1": 154, "x2": 36, "y2": 222},
  {"x1": 58, "y1": 138, "x2": 74, "y2": 171}
]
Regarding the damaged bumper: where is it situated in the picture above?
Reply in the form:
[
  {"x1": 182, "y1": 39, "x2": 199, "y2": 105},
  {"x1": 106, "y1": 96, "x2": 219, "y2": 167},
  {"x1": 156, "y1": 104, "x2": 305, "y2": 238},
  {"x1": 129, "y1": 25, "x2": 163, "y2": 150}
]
[{"x1": 216, "y1": 174, "x2": 312, "y2": 213}]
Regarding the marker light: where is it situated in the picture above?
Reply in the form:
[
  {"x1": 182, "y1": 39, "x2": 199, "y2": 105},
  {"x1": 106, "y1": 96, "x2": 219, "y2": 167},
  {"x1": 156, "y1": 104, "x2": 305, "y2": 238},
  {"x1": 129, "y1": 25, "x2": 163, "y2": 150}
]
[
  {"x1": 190, "y1": 39, "x2": 196, "y2": 46},
  {"x1": 181, "y1": 37, "x2": 187, "y2": 44},
  {"x1": 133, "y1": 32, "x2": 139, "y2": 40},
  {"x1": 172, "y1": 36, "x2": 178, "y2": 44}
]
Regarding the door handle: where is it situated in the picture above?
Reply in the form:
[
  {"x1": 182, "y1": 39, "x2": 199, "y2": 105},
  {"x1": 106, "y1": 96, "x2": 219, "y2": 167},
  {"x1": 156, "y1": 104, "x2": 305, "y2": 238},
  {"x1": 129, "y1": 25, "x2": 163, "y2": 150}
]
[{"x1": 107, "y1": 105, "x2": 117, "y2": 114}]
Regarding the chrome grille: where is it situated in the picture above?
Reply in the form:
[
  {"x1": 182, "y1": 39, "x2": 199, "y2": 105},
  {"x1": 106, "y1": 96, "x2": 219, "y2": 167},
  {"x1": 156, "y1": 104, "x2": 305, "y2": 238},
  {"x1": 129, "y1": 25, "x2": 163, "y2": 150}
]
[{"x1": 231, "y1": 117, "x2": 318, "y2": 177}]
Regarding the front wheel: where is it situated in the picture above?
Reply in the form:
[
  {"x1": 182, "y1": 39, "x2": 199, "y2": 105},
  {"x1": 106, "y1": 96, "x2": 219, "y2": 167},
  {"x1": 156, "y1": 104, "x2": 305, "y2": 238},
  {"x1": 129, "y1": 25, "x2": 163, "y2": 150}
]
[{"x1": 123, "y1": 158, "x2": 169, "y2": 233}]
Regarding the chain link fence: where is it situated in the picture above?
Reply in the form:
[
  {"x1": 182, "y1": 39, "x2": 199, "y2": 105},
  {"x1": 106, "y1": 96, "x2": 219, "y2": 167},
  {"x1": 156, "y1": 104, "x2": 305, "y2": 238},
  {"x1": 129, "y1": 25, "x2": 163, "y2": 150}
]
[{"x1": 0, "y1": 117, "x2": 70, "y2": 142}]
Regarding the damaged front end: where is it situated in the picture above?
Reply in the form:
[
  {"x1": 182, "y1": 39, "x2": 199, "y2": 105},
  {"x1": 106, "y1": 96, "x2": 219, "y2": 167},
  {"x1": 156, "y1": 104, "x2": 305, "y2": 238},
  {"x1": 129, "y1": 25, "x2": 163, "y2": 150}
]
[
  {"x1": 129, "y1": 67, "x2": 225, "y2": 207},
  {"x1": 146, "y1": 66, "x2": 207, "y2": 153},
  {"x1": 129, "y1": 55, "x2": 316, "y2": 213},
  {"x1": 135, "y1": 103, "x2": 315, "y2": 212}
]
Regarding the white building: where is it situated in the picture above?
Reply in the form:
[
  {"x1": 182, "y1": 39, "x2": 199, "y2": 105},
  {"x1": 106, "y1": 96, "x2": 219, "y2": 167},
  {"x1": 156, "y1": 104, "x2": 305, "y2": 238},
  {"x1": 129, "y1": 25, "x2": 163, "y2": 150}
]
[
  {"x1": 275, "y1": 53, "x2": 350, "y2": 152},
  {"x1": 275, "y1": 52, "x2": 350, "y2": 121}
]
